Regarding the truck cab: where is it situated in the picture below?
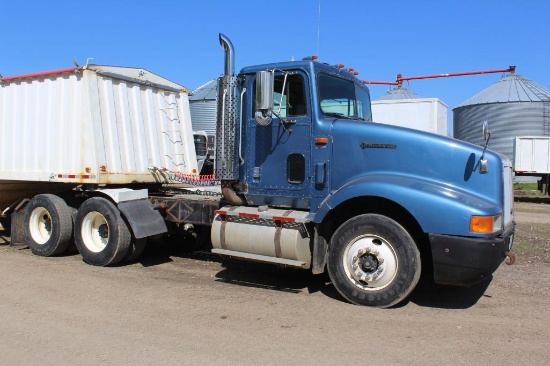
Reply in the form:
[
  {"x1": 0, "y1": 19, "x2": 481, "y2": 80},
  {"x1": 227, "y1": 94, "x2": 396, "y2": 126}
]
[{"x1": 212, "y1": 34, "x2": 515, "y2": 307}]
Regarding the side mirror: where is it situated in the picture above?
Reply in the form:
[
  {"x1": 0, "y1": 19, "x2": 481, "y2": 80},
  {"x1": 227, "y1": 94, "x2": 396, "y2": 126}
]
[
  {"x1": 254, "y1": 71, "x2": 274, "y2": 126},
  {"x1": 482, "y1": 120, "x2": 490, "y2": 141},
  {"x1": 479, "y1": 120, "x2": 491, "y2": 174}
]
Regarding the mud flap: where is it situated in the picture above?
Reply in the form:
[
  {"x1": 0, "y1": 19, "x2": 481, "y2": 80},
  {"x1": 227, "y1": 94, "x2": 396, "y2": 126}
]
[
  {"x1": 9, "y1": 209, "x2": 27, "y2": 247},
  {"x1": 118, "y1": 199, "x2": 167, "y2": 239}
]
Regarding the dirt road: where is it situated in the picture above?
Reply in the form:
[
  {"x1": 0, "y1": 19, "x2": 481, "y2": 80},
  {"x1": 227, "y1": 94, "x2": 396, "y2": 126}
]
[{"x1": 1, "y1": 203, "x2": 549, "y2": 365}]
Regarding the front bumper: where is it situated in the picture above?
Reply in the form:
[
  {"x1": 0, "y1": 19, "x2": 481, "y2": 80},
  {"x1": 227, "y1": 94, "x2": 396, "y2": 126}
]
[{"x1": 430, "y1": 222, "x2": 515, "y2": 286}]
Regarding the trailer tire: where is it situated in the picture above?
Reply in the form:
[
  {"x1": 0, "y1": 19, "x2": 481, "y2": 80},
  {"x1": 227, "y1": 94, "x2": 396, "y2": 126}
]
[
  {"x1": 75, "y1": 197, "x2": 131, "y2": 266},
  {"x1": 63, "y1": 207, "x2": 79, "y2": 254},
  {"x1": 24, "y1": 194, "x2": 74, "y2": 257},
  {"x1": 124, "y1": 238, "x2": 147, "y2": 262},
  {"x1": 327, "y1": 214, "x2": 421, "y2": 308}
]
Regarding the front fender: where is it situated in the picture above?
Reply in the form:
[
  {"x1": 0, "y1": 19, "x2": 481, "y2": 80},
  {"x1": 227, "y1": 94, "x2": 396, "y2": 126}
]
[{"x1": 313, "y1": 174, "x2": 502, "y2": 237}]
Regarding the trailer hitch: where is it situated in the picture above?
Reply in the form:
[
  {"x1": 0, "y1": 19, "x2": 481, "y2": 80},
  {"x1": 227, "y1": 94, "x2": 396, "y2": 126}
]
[{"x1": 504, "y1": 251, "x2": 516, "y2": 265}]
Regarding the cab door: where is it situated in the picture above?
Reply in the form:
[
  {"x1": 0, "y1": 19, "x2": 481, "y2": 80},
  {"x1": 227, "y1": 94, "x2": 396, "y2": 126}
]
[{"x1": 244, "y1": 71, "x2": 312, "y2": 209}]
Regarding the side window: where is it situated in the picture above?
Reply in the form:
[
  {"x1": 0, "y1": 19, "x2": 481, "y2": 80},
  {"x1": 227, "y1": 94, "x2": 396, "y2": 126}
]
[
  {"x1": 273, "y1": 74, "x2": 307, "y2": 118},
  {"x1": 319, "y1": 74, "x2": 357, "y2": 118},
  {"x1": 318, "y1": 73, "x2": 372, "y2": 121}
]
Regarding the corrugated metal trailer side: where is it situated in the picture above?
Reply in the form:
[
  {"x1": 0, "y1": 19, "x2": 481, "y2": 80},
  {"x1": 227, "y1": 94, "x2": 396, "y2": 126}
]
[
  {"x1": 514, "y1": 136, "x2": 550, "y2": 174},
  {"x1": 0, "y1": 66, "x2": 197, "y2": 184},
  {"x1": 371, "y1": 98, "x2": 448, "y2": 136},
  {"x1": 0, "y1": 66, "x2": 198, "y2": 210}
]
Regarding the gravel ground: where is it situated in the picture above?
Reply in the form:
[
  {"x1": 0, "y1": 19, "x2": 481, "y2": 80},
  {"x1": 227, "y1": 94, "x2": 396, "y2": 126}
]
[{"x1": 0, "y1": 202, "x2": 548, "y2": 365}]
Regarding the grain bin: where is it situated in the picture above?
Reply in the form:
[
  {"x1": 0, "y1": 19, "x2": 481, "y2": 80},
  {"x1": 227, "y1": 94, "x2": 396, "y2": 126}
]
[
  {"x1": 189, "y1": 79, "x2": 217, "y2": 157},
  {"x1": 453, "y1": 74, "x2": 550, "y2": 160}
]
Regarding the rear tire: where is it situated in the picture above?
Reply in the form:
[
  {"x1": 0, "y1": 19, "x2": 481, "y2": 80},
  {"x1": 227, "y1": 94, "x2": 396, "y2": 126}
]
[
  {"x1": 124, "y1": 238, "x2": 147, "y2": 262},
  {"x1": 24, "y1": 194, "x2": 73, "y2": 256},
  {"x1": 74, "y1": 197, "x2": 131, "y2": 266},
  {"x1": 327, "y1": 214, "x2": 421, "y2": 308}
]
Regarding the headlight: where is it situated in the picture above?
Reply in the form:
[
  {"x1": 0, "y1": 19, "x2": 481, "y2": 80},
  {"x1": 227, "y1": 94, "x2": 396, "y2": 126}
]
[{"x1": 470, "y1": 213, "x2": 502, "y2": 234}]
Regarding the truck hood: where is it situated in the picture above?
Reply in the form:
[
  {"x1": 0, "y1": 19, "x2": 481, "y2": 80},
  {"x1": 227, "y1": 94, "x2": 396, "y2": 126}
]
[{"x1": 330, "y1": 121, "x2": 509, "y2": 211}]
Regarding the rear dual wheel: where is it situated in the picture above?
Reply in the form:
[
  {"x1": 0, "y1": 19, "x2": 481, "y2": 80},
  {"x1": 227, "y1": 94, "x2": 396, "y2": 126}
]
[
  {"x1": 24, "y1": 194, "x2": 74, "y2": 256},
  {"x1": 74, "y1": 197, "x2": 132, "y2": 267}
]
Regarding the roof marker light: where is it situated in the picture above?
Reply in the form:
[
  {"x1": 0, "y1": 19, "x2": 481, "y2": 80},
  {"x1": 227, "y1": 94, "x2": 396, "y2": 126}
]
[{"x1": 302, "y1": 55, "x2": 319, "y2": 61}]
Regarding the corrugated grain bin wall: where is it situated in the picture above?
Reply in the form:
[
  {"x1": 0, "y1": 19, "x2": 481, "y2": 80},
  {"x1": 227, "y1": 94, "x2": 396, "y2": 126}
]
[
  {"x1": 0, "y1": 66, "x2": 198, "y2": 186},
  {"x1": 453, "y1": 74, "x2": 550, "y2": 160},
  {"x1": 189, "y1": 79, "x2": 217, "y2": 136}
]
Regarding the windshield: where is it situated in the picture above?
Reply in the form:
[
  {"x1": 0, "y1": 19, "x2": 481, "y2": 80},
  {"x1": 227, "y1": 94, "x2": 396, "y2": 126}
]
[{"x1": 318, "y1": 73, "x2": 372, "y2": 121}]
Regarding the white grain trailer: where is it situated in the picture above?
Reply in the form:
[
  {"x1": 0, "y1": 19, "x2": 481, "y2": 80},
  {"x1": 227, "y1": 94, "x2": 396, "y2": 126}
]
[
  {"x1": 0, "y1": 65, "x2": 200, "y2": 263},
  {"x1": 513, "y1": 136, "x2": 550, "y2": 194}
]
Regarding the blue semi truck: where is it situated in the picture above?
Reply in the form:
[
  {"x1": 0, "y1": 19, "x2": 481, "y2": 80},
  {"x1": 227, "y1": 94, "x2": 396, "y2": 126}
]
[
  {"x1": 1, "y1": 34, "x2": 515, "y2": 308},
  {"x1": 208, "y1": 34, "x2": 515, "y2": 307}
]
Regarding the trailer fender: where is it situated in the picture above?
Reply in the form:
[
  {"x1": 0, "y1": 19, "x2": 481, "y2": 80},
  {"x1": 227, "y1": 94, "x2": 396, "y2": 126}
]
[
  {"x1": 95, "y1": 188, "x2": 167, "y2": 239},
  {"x1": 313, "y1": 174, "x2": 502, "y2": 237}
]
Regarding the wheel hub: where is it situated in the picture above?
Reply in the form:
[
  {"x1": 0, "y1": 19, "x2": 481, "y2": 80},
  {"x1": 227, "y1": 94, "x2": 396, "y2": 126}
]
[
  {"x1": 359, "y1": 254, "x2": 379, "y2": 272},
  {"x1": 98, "y1": 224, "x2": 109, "y2": 239},
  {"x1": 345, "y1": 236, "x2": 397, "y2": 290},
  {"x1": 351, "y1": 247, "x2": 385, "y2": 282},
  {"x1": 43, "y1": 215, "x2": 52, "y2": 233}
]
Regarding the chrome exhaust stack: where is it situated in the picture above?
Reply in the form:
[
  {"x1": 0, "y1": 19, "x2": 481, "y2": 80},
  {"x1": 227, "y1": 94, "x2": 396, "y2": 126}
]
[
  {"x1": 216, "y1": 34, "x2": 246, "y2": 205},
  {"x1": 219, "y1": 33, "x2": 235, "y2": 77}
]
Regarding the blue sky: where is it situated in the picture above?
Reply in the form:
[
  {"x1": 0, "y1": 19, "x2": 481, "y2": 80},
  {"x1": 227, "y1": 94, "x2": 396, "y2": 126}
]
[{"x1": 2, "y1": 0, "x2": 549, "y2": 129}]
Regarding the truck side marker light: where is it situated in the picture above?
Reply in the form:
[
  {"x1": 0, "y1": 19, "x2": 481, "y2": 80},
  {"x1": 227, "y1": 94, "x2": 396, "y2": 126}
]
[{"x1": 315, "y1": 137, "x2": 328, "y2": 146}]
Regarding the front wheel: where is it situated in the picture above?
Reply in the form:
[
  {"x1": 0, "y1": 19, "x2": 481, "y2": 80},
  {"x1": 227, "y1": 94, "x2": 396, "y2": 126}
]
[
  {"x1": 74, "y1": 197, "x2": 131, "y2": 266},
  {"x1": 327, "y1": 214, "x2": 421, "y2": 308}
]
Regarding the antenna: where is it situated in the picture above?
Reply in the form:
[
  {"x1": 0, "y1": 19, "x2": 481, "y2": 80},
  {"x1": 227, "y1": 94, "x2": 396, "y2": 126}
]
[{"x1": 317, "y1": 0, "x2": 321, "y2": 57}]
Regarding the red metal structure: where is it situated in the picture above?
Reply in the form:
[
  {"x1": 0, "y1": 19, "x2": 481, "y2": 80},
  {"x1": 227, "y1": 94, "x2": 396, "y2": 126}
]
[{"x1": 363, "y1": 66, "x2": 516, "y2": 87}]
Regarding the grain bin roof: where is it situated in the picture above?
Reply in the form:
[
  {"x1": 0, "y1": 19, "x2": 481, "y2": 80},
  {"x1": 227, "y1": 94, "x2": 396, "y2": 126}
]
[
  {"x1": 190, "y1": 79, "x2": 217, "y2": 101},
  {"x1": 375, "y1": 87, "x2": 421, "y2": 101},
  {"x1": 455, "y1": 74, "x2": 550, "y2": 108}
]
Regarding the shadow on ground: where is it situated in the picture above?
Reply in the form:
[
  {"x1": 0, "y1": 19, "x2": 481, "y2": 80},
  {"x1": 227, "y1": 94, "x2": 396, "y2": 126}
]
[{"x1": 1, "y1": 230, "x2": 490, "y2": 309}]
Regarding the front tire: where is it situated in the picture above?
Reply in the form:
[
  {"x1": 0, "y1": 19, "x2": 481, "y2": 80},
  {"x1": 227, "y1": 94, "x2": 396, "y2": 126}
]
[
  {"x1": 24, "y1": 194, "x2": 73, "y2": 256},
  {"x1": 74, "y1": 197, "x2": 131, "y2": 266},
  {"x1": 327, "y1": 214, "x2": 421, "y2": 308}
]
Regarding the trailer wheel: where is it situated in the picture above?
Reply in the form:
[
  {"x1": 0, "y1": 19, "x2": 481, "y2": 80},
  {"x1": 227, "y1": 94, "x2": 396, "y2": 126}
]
[
  {"x1": 24, "y1": 194, "x2": 74, "y2": 256},
  {"x1": 124, "y1": 238, "x2": 147, "y2": 263},
  {"x1": 327, "y1": 214, "x2": 421, "y2": 308},
  {"x1": 63, "y1": 207, "x2": 79, "y2": 254},
  {"x1": 75, "y1": 197, "x2": 131, "y2": 266}
]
